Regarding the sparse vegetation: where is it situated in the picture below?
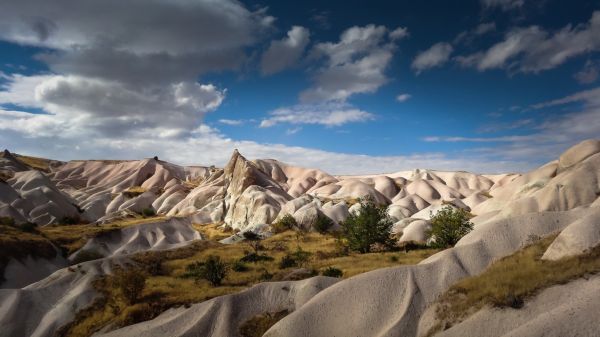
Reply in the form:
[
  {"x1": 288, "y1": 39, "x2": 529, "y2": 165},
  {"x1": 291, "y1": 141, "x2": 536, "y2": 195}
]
[
  {"x1": 184, "y1": 255, "x2": 229, "y2": 286},
  {"x1": 239, "y1": 310, "x2": 289, "y2": 337},
  {"x1": 426, "y1": 235, "x2": 600, "y2": 336},
  {"x1": 427, "y1": 206, "x2": 474, "y2": 248},
  {"x1": 123, "y1": 186, "x2": 147, "y2": 198},
  {"x1": 58, "y1": 226, "x2": 438, "y2": 337},
  {"x1": 340, "y1": 196, "x2": 394, "y2": 253},
  {"x1": 141, "y1": 207, "x2": 156, "y2": 217},
  {"x1": 243, "y1": 231, "x2": 264, "y2": 254},
  {"x1": 321, "y1": 266, "x2": 343, "y2": 278},
  {"x1": 71, "y1": 249, "x2": 104, "y2": 265},
  {"x1": 114, "y1": 268, "x2": 147, "y2": 304},
  {"x1": 271, "y1": 214, "x2": 297, "y2": 233}
]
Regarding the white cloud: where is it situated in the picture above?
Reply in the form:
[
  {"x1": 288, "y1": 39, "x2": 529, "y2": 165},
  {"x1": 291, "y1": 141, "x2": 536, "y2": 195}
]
[
  {"x1": 285, "y1": 127, "x2": 302, "y2": 135},
  {"x1": 412, "y1": 42, "x2": 453, "y2": 74},
  {"x1": 260, "y1": 103, "x2": 374, "y2": 128},
  {"x1": 300, "y1": 24, "x2": 400, "y2": 102},
  {"x1": 396, "y1": 93, "x2": 411, "y2": 102},
  {"x1": 574, "y1": 60, "x2": 599, "y2": 84},
  {"x1": 389, "y1": 27, "x2": 410, "y2": 40},
  {"x1": 218, "y1": 119, "x2": 244, "y2": 126},
  {"x1": 423, "y1": 87, "x2": 600, "y2": 166},
  {"x1": 456, "y1": 11, "x2": 600, "y2": 73},
  {"x1": 260, "y1": 26, "x2": 310, "y2": 75},
  {"x1": 0, "y1": 73, "x2": 225, "y2": 137},
  {"x1": 481, "y1": 0, "x2": 524, "y2": 11}
]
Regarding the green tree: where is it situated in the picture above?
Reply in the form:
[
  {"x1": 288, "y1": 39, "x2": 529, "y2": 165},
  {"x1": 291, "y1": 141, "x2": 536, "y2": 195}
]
[
  {"x1": 271, "y1": 214, "x2": 297, "y2": 233},
  {"x1": 341, "y1": 196, "x2": 394, "y2": 253},
  {"x1": 185, "y1": 255, "x2": 229, "y2": 286},
  {"x1": 313, "y1": 213, "x2": 333, "y2": 234},
  {"x1": 428, "y1": 205, "x2": 474, "y2": 248}
]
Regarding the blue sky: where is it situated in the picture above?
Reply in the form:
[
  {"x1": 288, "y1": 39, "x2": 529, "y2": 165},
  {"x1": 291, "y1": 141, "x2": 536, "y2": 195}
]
[{"x1": 0, "y1": 0, "x2": 599, "y2": 174}]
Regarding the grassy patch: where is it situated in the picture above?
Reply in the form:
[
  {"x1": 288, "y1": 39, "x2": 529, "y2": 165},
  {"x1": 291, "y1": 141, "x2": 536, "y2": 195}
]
[
  {"x1": 59, "y1": 229, "x2": 438, "y2": 336},
  {"x1": 239, "y1": 310, "x2": 289, "y2": 337},
  {"x1": 14, "y1": 153, "x2": 56, "y2": 172},
  {"x1": 122, "y1": 186, "x2": 147, "y2": 198},
  {"x1": 0, "y1": 224, "x2": 56, "y2": 282},
  {"x1": 40, "y1": 216, "x2": 166, "y2": 254},
  {"x1": 427, "y1": 234, "x2": 600, "y2": 335}
]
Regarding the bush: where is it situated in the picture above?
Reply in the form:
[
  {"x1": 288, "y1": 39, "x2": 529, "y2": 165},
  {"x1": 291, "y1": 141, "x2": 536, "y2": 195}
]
[
  {"x1": 313, "y1": 213, "x2": 333, "y2": 233},
  {"x1": 340, "y1": 196, "x2": 394, "y2": 253},
  {"x1": 71, "y1": 249, "x2": 105, "y2": 264},
  {"x1": 185, "y1": 255, "x2": 229, "y2": 286},
  {"x1": 141, "y1": 207, "x2": 156, "y2": 217},
  {"x1": 239, "y1": 310, "x2": 289, "y2": 337},
  {"x1": 243, "y1": 231, "x2": 263, "y2": 254},
  {"x1": 19, "y1": 222, "x2": 37, "y2": 233},
  {"x1": 271, "y1": 214, "x2": 297, "y2": 233},
  {"x1": 239, "y1": 252, "x2": 274, "y2": 263},
  {"x1": 279, "y1": 247, "x2": 312, "y2": 269},
  {"x1": 60, "y1": 216, "x2": 80, "y2": 225},
  {"x1": 278, "y1": 254, "x2": 297, "y2": 269},
  {"x1": 427, "y1": 206, "x2": 474, "y2": 248},
  {"x1": 321, "y1": 266, "x2": 343, "y2": 278},
  {"x1": 232, "y1": 260, "x2": 249, "y2": 272},
  {"x1": 114, "y1": 268, "x2": 147, "y2": 304}
]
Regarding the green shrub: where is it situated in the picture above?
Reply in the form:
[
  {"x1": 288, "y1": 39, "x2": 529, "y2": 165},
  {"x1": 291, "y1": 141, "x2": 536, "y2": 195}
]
[
  {"x1": 72, "y1": 249, "x2": 105, "y2": 264},
  {"x1": 243, "y1": 231, "x2": 263, "y2": 254},
  {"x1": 313, "y1": 213, "x2": 333, "y2": 233},
  {"x1": 141, "y1": 207, "x2": 156, "y2": 217},
  {"x1": 321, "y1": 266, "x2": 343, "y2": 278},
  {"x1": 239, "y1": 252, "x2": 274, "y2": 263},
  {"x1": 341, "y1": 196, "x2": 394, "y2": 253},
  {"x1": 259, "y1": 268, "x2": 273, "y2": 281},
  {"x1": 271, "y1": 214, "x2": 297, "y2": 233},
  {"x1": 278, "y1": 254, "x2": 297, "y2": 269},
  {"x1": 427, "y1": 206, "x2": 474, "y2": 248},
  {"x1": 232, "y1": 260, "x2": 249, "y2": 272},
  {"x1": 18, "y1": 222, "x2": 38, "y2": 233},
  {"x1": 60, "y1": 216, "x2": 80, "y2": 225},
  {"x1": 114, "y1": 268, "x2": 147, "y2": 304},
  {"x1": 185, "y1": 255, "x2": 229, "y2": 286}
]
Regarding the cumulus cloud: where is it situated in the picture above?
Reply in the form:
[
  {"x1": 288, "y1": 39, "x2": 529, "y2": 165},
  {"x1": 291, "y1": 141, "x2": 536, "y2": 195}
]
[
  {"x1": 411, "y1": 42, "x2": 453, "y2": 74},
  {"x1": 218, "y1": 119, "x2": 244, "y2": 126},
  {"x1": 260, "y1": 103, "x2": 374, "y2": 127},
  {"x1": 396, "y1": 93, "x2": 411, "y2": 102},
  {"x1": 261, "y1": 26, "x2": 310, "y2": 75},
  {"x1": 456, "y1": 11, "x2": 600, "y2": 73},
  {"x1": 300, "y1": 24, "x2": 402, "y2": 102},
  {"x1": 0, "y1": 73, "x2": 225, "y2": 137},
  {"x1": 0, "y1": 0, "x2": 273, "y2": 86}
]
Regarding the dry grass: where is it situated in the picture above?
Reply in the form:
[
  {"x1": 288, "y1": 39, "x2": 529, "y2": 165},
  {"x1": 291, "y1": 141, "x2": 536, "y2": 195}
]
[
  {"x1": 427, "y1": 234, "x2": 600, "y2": 335},
  {"x1": 13, "y1": 154, "x2": 56, "y2": 172},
  {"x1": 122, "y1": 186, "x2": 147, "y2": 198},
  {"x1": 239, "y1": 310, "x2": 289, "y2": 337},
  {"x1": 0, "y1": 224, "x2": 56, "y2": 281},
  {"x1": 59, "y1": 227, "x2": 438, "y2": 337},
  {"x1": 40, "y1": 216, "x2": 166, "y2": 254}
]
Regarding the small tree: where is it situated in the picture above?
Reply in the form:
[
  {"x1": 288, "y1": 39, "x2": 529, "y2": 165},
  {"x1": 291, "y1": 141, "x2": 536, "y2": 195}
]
[
  {"x1": 313, "y1": 213, "x2": 333, "y2": 234},
  {"x1": 272, "y1": 214, "x2": 297, "y2": 233},
  {"x1": 114, "y1": 268, "x2": 147, "y2": 304},
  {"x1": 341, "y1": 196, "x2": 394, "y2": 253},
  {"x1": 185, "y1": 255, "x2": 229, "y2": 286},
  {"x1": 321, "y1": 266, "x2": 343, "y2": 278},
  {"x1": 427, "y1": 205, "x2": 474, "y2": 248},
  {"x1": 243, "y1": 231, "x2": 263, "y2": 254}
]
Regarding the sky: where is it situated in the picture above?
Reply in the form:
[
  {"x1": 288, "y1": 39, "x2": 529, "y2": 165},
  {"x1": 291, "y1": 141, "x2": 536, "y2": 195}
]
[{"x1": 0, "y1": 0, "x2": 599, "y2": 174}]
